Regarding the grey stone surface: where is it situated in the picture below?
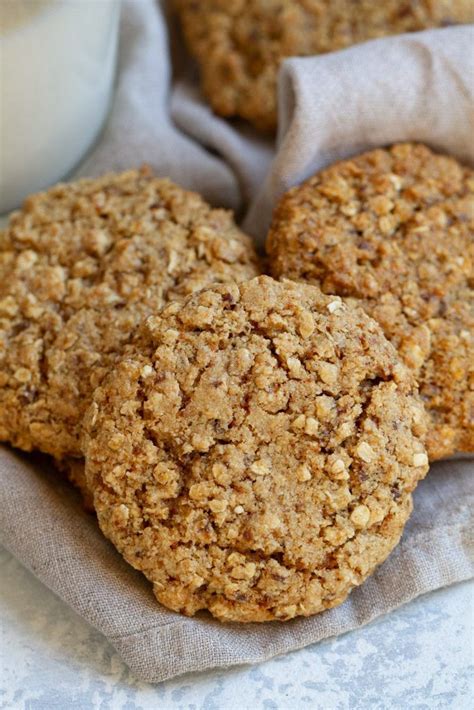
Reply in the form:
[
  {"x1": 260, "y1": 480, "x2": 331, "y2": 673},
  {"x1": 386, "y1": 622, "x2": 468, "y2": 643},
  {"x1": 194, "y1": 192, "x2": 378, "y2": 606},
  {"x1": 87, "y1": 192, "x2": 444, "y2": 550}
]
[{"x1": 0, "y1": 544, "x2": 472, "y2": 710}]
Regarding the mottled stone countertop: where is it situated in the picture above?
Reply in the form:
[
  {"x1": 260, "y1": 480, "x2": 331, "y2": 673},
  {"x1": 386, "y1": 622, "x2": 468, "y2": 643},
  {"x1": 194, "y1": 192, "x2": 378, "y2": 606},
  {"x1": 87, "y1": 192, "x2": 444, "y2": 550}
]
[{"x1": 0, "y1": 545, "x2": 472, "y2": 709}]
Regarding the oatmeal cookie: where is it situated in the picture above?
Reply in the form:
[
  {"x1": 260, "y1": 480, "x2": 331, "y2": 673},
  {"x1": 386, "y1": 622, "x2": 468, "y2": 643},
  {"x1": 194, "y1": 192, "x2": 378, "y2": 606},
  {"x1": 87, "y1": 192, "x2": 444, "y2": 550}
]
[
  {"x1": 84, "y1": 276, "x2": 428, "y2": 622},
  {"x1": 267, "y1": 143, "x2": 474, "y2": 460},
  {"x1": 174, "y1": 0, "x2": 474, "y2": 131},
  {"x1": 0, "y1": 168, "x2": 260, "y2": 460}
]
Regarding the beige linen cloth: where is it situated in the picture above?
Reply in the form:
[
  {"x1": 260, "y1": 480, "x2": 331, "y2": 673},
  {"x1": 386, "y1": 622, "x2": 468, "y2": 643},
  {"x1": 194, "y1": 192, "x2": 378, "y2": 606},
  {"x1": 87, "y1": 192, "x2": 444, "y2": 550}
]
[{"x1": 0, "y1": 0, "x2": 473, "y2": 683}]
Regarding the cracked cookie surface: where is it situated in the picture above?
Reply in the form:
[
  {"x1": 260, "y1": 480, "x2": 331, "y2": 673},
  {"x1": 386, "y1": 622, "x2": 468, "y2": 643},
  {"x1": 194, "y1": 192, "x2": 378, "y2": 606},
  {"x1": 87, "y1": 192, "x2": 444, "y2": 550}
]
[
  {"x1": 84, "y1": 276, "x2": 428, "y2": 622},
  {"x1": 267, "y1": 143, "x2": 474, "y2": 460},
  {"x1": 174, "y1": 0, "x2": 474, "y2": 131},
  {"x1": 0, "y1": 168, "x2": 260, "y2": 460}
]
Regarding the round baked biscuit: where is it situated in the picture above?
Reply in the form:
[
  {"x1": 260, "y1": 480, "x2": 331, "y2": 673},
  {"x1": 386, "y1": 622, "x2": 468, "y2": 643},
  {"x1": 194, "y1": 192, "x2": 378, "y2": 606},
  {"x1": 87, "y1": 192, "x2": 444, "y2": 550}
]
[
  {"x1": 0, "y1": 168, "x2": 260, "y2": 460},
  {"x1": 267, "y1": 143, "x2": 474, "y2": 460},
  {"x1": 84, "y1": 276, "x2": 428, "y2": 623},
  {"x1": 174, "y1": 0, "x2": 474, "y2": 131}
]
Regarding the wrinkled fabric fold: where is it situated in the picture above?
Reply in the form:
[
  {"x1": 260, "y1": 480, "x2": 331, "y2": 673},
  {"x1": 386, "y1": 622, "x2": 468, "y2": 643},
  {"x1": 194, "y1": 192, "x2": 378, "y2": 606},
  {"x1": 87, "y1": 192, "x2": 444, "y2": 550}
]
[{"x1": 0, "y1": 0, "x2": 472, "y2": 684}]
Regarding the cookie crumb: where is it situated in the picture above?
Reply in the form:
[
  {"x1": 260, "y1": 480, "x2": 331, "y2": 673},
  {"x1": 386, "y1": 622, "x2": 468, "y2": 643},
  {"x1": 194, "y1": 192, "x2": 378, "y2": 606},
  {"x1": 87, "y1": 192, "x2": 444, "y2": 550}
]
[
  {"x1": 413, "y1": 452, "x2": 428, "y2": 468},
  {"x1": 356, "y1": 442, "x2": 376, "y2": 463},
  {"x1": 327, "y1": 300, "x2": 343, "y2": 313},
  {"x1": 296, "y1": 464, "x2": 312, "y2": 482},
  {"x1": 350, "y1": 505, "x2": 370, "y2": 528}
]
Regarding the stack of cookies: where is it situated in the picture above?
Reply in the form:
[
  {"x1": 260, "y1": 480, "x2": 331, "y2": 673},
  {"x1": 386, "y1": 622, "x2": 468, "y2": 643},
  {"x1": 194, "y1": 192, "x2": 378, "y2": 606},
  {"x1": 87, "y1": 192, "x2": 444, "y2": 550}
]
[{"x1": 0, "y1": 142, "x2": 472, "y2": 623}]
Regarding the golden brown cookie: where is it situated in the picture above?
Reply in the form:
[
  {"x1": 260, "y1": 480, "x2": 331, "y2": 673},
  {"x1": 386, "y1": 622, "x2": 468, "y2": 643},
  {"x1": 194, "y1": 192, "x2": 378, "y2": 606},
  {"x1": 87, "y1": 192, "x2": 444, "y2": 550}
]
[
  {"x1": 84, "y1": 276, "x2": 428, "y2": 623},
  {"x1": 0, "y1": 168, "x2": 260, "y2": 461},
  {"x1": 267, "y1": 143, "x2": 474, "y2": 460},
  {"x1": 174, "y1": 0, "x2": 474, "y2": 131}
]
